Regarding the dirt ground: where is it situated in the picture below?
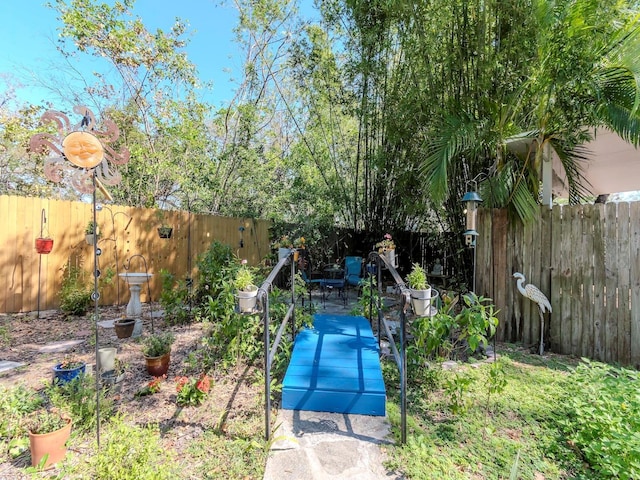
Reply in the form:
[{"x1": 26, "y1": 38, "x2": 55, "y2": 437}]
[{"x1": 0, "y1": 303, "x2": 265, "y2": 478}]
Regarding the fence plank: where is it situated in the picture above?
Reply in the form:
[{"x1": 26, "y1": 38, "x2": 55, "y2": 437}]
[
  {"x1": 604, "y1": 203, "x2": 619, "y2": 363},
  {"x1": 569, "y1": 206, "x2": 583, "y2": 356},
  {"x1": 592, "y1": 204, "x2": 606, "y2": 361},
  {"x1": 617, "y1": 202, "x2": 631, "y2": 365},
  {"x1": 558, "y1": 207, "x2": 573, "y2": 355},
  {"x1": 492, "y1": 210, "x2": 508, "y2": 340},
  {"x1": 580, "y1": 205, "x2": 594, "y2": 358},
  {"x1": 550, "y1": 206, "x2": 563, "y2": 352},
  {"x1": 630, "y1": 202, "x2": 640, "y2": 368}
]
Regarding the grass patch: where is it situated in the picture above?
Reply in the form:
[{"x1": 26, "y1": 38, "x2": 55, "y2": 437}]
[{"x1": 384, "y1": 352, "x2": 610, "y2": 479}]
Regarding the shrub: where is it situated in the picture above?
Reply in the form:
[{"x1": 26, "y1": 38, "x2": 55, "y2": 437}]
[
  {"x1": 46, "y1": 374, "x2": 113, "y2": 433},
  {"x1": 159, "y1": 269, "x2": 191, "y2": 325},
  {"x1": 562, "y1": 359, "x2": 640, "y2": 479},
  {"x1": 141, "y1": 332, "x2": 175, "y2": 358},
  {"x1": 85, "y1": 416, "x2": 176, "y2": 479},
  {"x1": 193, "y1": 241, "x2": 235, "y2": 306},
  {"x1": 59, "y1": 264, "x2": 92, "y2": 316}
]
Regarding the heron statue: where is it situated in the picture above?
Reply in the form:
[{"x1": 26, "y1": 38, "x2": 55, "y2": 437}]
[{"x1": 513, "y1": 272, "x2": 552, "y2": 355}]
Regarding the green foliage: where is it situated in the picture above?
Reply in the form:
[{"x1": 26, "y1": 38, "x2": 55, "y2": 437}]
[
  {"x1": 234, "y1": 263, "x2": 256, "y2": 291},
  {"x1": 85, "y1": 416, "x2": 177, "y2": 480},
  {"x1": 141, "y1": 332, "x2": 175, "y2": 358},
  {"x1": 561, "y1": 359, "x2": 640, "y2": 479},
  {"x1": 456, "y1": 293, "x2": 499, "y2": 353},
  {"x1": 24, "y1": 409, "x2": 68, "y2": 434},
  {"x1": 486, "y1": 357, "x2": 509, "y2": 412},
  {"x1": 175, "y1": 374, "x2": 211, "y2": 407},
  {"x1": 193, "y1": 241, "x2": 236, "y2": 306},
  {"x1": 46, "y1": 374, "x2": 114, "y2": 433},
  {"x1": 384, "y1": 353, "x2": 593, "y2": 479},
  {"x1": 409, "y1": 292, "x2": 499, "y2": 365},
  {"x1": 59, "y1": 264, "x2": 92, "y2": 316},
  {"x1": 159, "y1": 269, "x2": 191, "y2": 325},
  {"x1": 443, "y1": 371, "x2": 475, "y2": 415},
  {"x1": 85, "y1": 221, "x2": 98, "y2": 235},
  {"x1": 0, "y1": 384, "x2": 43, "y2": 451},
  {"x1": 350, "y1": 276, "x2": 380, "y2": 319},
  {"x1": 406, "y1": 263, "x2": 429, "y2": 290}
]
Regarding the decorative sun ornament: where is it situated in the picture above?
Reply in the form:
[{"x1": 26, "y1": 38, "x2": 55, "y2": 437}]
[{"x1": 29, "y1": 106, "x2": 130, "y2": 195}]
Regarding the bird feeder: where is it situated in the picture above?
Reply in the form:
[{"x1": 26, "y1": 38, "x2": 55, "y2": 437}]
[{"x1": 461, "y1": 189, "x2": 482, "y2": 247}]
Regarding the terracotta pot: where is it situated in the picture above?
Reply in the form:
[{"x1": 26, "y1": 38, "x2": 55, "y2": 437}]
[
  {"x1": 114, "y1": 318, "x2": 135, "y2": 339},
  {"x1": 145, "y1": 352, "x2": 170, "y2": 376},
  {"x1": 35, "y1": 237, "x2": 54, "y2": 254},
  {"x1": 29, "y1": 418, "x2": 72, "y2": 468}
]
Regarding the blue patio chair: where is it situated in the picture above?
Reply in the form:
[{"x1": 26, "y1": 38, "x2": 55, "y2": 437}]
[
  {"x1": 300, "y1": 270, "x2": 323, "y2": 289},
  {"x1": 344, "y1": 256, "x2": 364, "y2": 287}
]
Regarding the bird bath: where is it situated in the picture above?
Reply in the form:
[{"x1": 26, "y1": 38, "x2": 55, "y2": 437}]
[{"x1": 119, "y1": 272, "x2": 152, "y2": 337}]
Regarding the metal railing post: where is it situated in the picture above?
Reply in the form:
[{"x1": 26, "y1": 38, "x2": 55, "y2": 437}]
[{"x1": 262, "y1": 289, "x2": 271, "y2": 441}]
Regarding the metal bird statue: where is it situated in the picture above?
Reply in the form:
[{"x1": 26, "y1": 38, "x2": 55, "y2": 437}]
[{"x1": 513, "y1": 272, "x2": 552, "y2": 355}]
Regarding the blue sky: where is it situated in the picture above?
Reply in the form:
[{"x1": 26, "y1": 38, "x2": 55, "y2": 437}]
[{"x1": 0, "y1": 0, "x2": 280, "y2": 108}]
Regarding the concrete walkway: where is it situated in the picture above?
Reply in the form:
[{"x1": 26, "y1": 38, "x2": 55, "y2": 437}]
[{"x1": 263, "y1": 408, "x2": 400, "y2": 479}]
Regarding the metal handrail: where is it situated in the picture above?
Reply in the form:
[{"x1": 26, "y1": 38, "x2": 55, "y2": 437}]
[
  {"x1": 258, "y1": 250, "x2": 299, "y2": 441},
  {"x1": 366, "y1": 251, "x2": 411, "y2": 444}
]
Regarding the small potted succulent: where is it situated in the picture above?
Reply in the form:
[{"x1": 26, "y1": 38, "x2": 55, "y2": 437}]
[
  {"x1": 142, "y1": 332, "x2": 175, "y2": 376},
  {"x1": 406, "y1": 263, "x2": 432, "y2": 316},
  {"x1": 52, "y1": 356, "x2": 86, "y2": 385},
  {"x1": 234, "y1": 260, "x2": 258, "y2": 313},
  {"x1": 85, "y1": 220, "x2": 99, "y2": 245},
  {"x1": 26, "y1": 408, "x2": 72, "y2": 468}
]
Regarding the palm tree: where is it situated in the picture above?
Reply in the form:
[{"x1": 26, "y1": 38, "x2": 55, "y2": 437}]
[{"x1": 420, "y1": 0, "x2": 640, "y2": 222}]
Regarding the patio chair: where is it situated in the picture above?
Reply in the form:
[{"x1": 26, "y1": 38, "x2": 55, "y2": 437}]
[{"x1": 344, "y1": 256, "x2": 365, "y2": 293}]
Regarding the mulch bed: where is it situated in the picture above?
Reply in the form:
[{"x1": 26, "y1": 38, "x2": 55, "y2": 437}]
[{"x1": 0, "y1": 304, "x2": 265, "y2": 479}]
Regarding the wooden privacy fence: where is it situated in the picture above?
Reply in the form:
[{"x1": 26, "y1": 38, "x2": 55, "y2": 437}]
[
  {"x1": 476, "y1": 203, "x2": 640, "y2": 367},
  {"x1": 0, "y1": 195, "x2": 271, "y2": 313}
]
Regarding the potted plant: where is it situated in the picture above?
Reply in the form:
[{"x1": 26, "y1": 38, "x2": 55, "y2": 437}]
[
  {"x1": 406, "y1": 263, "x2": 432, "y2": 316},
  {"x1": 293, "y1": 236, "x2": 306, "y2": 261},
  {"x1": 26, "y1": 408, "x2": 72, "y2": 468},
  {"x1": 274, "y1": 235, "x2": 293, "y2": 260},
  {"x1": 85, "y1": 220, "x2": 99, "y2": 245},
  {"x1": 52, "y1": 356, "x2": 86, "y2": 385},
  {"x1": 101, "y1": 358, "x2": 127, "y2": 393},
  {"x1": 375, "y1": 233, "x2": 396, "y2": 267},
  {"x1": 234, "y1": 260, "x2": 258, "y2": 313},
  {"x1": 35, "y1": 236, "x2": 54, "y2": 254},
  {"x1": 113, "y1": 317, "x2": 136, "y2": 338},
  {"x1": 142, "y1": 332, "x2": 175, "y2": 376},
  {"x1": 156, "y1": 209, "x2": 173, "y2": 239}
]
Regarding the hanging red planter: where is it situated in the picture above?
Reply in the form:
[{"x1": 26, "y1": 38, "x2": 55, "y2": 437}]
[{"x1": 35, "y1": 237, "x2": 54, "y2": 254}]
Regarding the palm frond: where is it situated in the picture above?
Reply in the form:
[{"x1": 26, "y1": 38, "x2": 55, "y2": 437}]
[{"x1": 419, "y1": 113, "x2": 482, "y2": 203}]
